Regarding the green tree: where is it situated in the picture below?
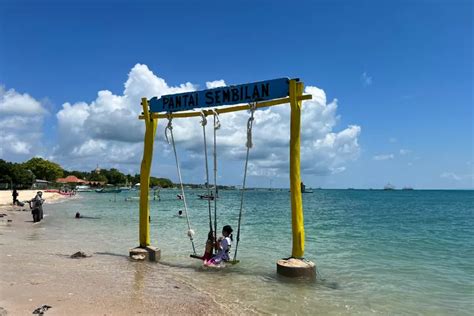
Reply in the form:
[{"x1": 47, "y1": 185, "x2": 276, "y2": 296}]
[
  {"x1": 0, "y1": 159, "x2": 12, "y2": 180},
  {"x1": 10, "y1": 164, "x2": 34, "y2": 188},
  {"x1": 0, "y1": 159, "x2": 35, "y2": 188},
  {"x1": 105, "y1": 168, "x2": 126, "y2": 185},
  {"x1": 88, "y1": 172, "x2": 108, "y2": 183},
  {"x1": 149, "y1": 177, "x2": 173, "y2": 188},
  {"x1": 0, "y1": 159, "x2": 13, "y2": 187},
  {"x1": 132, "y1": 174, "x2": 141, "y2": 185},
  {"x1": 157, "y1": 177, "x2": 173, "y2": 188},
  {"x1": 23, "y1": 157, "x2": 63, "y2": 181}
]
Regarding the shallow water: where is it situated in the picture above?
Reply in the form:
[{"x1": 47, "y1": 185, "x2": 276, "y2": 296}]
[{"x1": 31, "y1": 189, "x2": 474, "y2": 314}]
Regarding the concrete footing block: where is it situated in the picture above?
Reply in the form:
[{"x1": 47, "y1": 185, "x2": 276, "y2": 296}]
[
  {"x1": 129, "y1": 246, "x2": 161, "y2": 262},
  {"x1": 276, "y1": 258, "x2": 316, "y2": 279}
]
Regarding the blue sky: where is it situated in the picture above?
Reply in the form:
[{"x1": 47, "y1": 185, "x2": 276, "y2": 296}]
[{"x1": 0, "y1": 0, "x2": 472, "y2": 189}]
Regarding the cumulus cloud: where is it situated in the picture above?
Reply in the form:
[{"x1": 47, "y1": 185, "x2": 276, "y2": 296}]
[
  {"x1": 373, "y1": 154, "x2": 394, "y2": 161},
  {"x1": 0, "y1": 86, "x2": 48, "y2": 160},
  {"x1": 161, "y1": 85, "x2": 361, "y2": 179},
  {"x1": 0, "y1": 85, "x2": 47, "y2": 116},
  {"x1": 399, "y1": 149, "x2": 411, "y2": 155},
  {"x1": 54, "y1": 64, "x2": 199, "y2": 170},
  {"x1": 15, "y1": 63, "x2": 361, "y2": 182}
]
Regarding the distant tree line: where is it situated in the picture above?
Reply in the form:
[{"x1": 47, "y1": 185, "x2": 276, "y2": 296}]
[{"x1": 0, "y1": 158, "x2": 173, "y2": 189}]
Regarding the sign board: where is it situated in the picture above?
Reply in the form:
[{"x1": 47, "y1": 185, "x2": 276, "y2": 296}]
[{"x1": 148, "y1": 78, "x2": 289, "y2": 113}]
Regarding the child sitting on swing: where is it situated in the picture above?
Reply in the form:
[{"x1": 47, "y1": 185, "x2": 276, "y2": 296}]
[
  {"x1": 204, "y1": 225, "x2": 233, "y2": 266},
  {"x1": 202, "y1": 231, "x2": 215, "y2": 261}
]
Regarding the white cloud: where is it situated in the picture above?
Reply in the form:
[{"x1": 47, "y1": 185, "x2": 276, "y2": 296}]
[
  {"x1": 361, "y1": 72, "x2": 373, "y2": 86},
  {"x1": 6, "y1": 64, "x2": 361, "y2": 182},
  {"x1": 206, "y1": 80, "x2": 226, "y2": 89},
  {"x1": 0, "y1": 85, "x2": 47, "y2": 116},
  {"x1": 440, "y1": 172, "x2": 462, "y2": 181},
  {"x1": 0, "y1": 86, "x2": 48, "y2": 160},
  {"x1": 373, "y1": 154, "x2": 394, "y2": 161},
  {"x1": 440, "y1": 172, "x2": 473, "y2": 182},
  {"x1": 400, "y1": 149, "x2": 411, "y2": 155},
  {"x1": 54, "y1": 64, "x2": 200, "y2": 169},
  {"x1": 171, "y1": 85, "x2": 361, "y2": 178}
]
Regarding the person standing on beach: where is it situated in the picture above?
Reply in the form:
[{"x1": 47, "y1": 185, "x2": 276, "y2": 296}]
[
  {"x1": 29, "y1": 191, "x2": 44, "y2": 222},
  {"x1": 12, "y1": 189, "x2": 19, "y2": 205}
]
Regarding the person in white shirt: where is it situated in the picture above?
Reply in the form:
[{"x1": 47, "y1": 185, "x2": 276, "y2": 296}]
[{"x1": 205, "y1": 225, "x2": 233, "y2": 266}]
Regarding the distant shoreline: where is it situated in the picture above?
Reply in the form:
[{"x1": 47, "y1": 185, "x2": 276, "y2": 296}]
[{"x1": 0, "y1": 189, "x2": 69, "y2": 207}]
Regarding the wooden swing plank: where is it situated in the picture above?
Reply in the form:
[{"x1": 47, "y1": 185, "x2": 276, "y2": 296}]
[{"x1": 190, "y1": 254, "x2": 240, "y2": 265}]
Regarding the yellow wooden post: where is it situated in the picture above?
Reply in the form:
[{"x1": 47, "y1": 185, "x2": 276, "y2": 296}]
[
  {"x1": 289, "y1": 80, "x2": 305, "y2": 258},
  {"x1": 139, "y1": 98, "x2": 157, "y2": 247}
]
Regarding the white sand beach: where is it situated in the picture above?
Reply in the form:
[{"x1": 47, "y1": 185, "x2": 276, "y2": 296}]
[
  {"x1": 0, "y1": 190, "x2": 67, "y2": 207},
  {"x1": 0, "y1": 195, "x2": 232, "y2": 315}
]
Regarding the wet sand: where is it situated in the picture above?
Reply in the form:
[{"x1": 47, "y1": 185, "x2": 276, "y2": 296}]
[{"x1": 0, "y1": 207, "x2": 230, "y2": 315}]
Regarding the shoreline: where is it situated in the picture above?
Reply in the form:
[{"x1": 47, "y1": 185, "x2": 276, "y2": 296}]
[
  {"x1": 0, "y1": 189, "x2": 70, "y2": 208},
  {"x1": 0, "y1": 197, "x2": 231, "y2": 315}
]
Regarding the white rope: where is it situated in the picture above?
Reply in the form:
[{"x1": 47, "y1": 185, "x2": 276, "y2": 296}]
[
  {"x1": 165, "y1": 114, "x2": 197, "y2": 254},
  {"x1": 211, "y1": 109, "x2": 220, "y2": 242},
  {"x1": 212, "y1": 109, "x2": 221, "y2": 130},
  {"x1": 246, "y1": 103, "x2": 256, "y2": 148},
  {"x1": 234, "y1": 102, "x2": 257, "y2": 260},
  {"x1": 200, "y1": 111, "x2": 214, "y2": 238},
  {"x1": 200, "y1": 110, "x2": 208, "y2": 127}
]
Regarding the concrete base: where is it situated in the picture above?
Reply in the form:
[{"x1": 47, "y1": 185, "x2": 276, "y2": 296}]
[
  {"x1": 129, "y1": 246, "x2": 161, "y2": 262},
  {"x1": 276, "y1": 258, "x2": 316, "y2": 279}
]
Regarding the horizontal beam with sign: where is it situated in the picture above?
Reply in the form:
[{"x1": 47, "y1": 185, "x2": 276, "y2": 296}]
[
  {"x1": 139, "y1": 94, "x2": 312, "y2": 120},
  {"x1": 149, "y1": 77, "x2": 290, "y2": 113}
]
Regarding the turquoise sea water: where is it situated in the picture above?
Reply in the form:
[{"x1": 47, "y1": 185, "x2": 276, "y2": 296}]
[{"x1": 44, "y1": 189, "x2": 473, "y2": 314}]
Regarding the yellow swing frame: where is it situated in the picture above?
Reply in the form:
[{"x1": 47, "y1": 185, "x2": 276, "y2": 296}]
[{"x1": 135, "y1": 79, "x2": 311, "y2": 261}]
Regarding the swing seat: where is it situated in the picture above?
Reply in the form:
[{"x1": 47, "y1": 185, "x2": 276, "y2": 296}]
[
  {"x1": 190, "y1": 254, "x2": 240, "y2": 265},
  {"x1": 204, "y1": 260, "x2": 240, "y2": 268}
]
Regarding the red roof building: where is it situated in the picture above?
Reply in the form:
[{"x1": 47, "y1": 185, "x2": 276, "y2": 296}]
[{"x1": 56, "y1": 175, "x2": 88, "y2": 184}]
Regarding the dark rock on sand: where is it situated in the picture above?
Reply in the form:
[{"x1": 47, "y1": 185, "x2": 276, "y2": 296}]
[
  {"x1": 33, "y1": 304, "x2": 52, "y2": 315},
  {"x1": 70, "y1": 251, "x2": 90, "y2": 259}
]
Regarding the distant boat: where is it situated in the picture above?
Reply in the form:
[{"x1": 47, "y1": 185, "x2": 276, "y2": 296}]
[
  {"x1": 402, "y1": 187, "x2": 414, "y2": 190},
  {"x1": 76, "y1": 185, "x2": 92, "y2": 192},
  {"x1": 300, "y1": 182, "x2": 313, "y2": 193},
  {"x1": 95, "y1": 188, "x2": 122, "y2": 193},
  {"x1": 45, "y1": 189, "x2": 76, "y2": 196},
  {"x1": 198, "y1": 194, "x2": 215, "y2": 200},
  {"x1": 120, "y1": 179, "x2": 132, "y2": 191},
  {"x1": 384, "y1": 183, "x2": 395, "y2": 190},
  {"x1": 125, "y1": 190, "x2": 160, "y2": 201}
]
